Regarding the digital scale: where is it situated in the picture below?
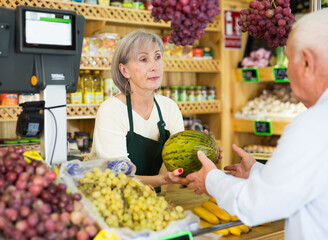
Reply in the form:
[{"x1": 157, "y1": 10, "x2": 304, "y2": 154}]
[{"x1": 0, "y1": 5, "x2": 85, "y2": 164}]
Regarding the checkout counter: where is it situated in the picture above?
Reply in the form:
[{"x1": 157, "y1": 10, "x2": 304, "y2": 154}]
[{"x1": 162, "y1": 188, "x2": 285, "y2": 240}]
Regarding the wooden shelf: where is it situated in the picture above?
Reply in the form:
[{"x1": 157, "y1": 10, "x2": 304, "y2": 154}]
[
  {"x1": 0, "y1": 105, "x2": 21, "y2": 122},
  {"x1": 178, "y1": 100, "x2": 221, "y2": 115},
  {"x1": 164, "y1": 59, "x2": 220, "y2": 73},
  {"x1": 233, "y1": 118, "x2": 291, "y2": 135},
  {"x1": 235, "y1": 67, "x2": 286, "y2": 82},
  {"x1": 66, "y1": 104, "x2": 100, "y2": 119},
  {"x1": 80, "y1": 57, "x2": 220, "y2": 73},
  {"x1": 0, "y1": 101, "x2": 221, "y2": 121},
  {"x1": 0, "y1": 0, "x2": 219, "y2": 31},
  {"x1": 67, "y1": 101, "x2": 221, "y2": 119},
  {"x1": 80, "y1": 56, "x2": 111, "y2": 70}
]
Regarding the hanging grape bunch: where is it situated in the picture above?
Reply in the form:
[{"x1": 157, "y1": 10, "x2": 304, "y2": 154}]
[
  {"x1": 151, "y1": 0, "x2": 220, "y2": 46},
  {"x1": 238, "y1": 0, "x2": 296, "y2": 47}
]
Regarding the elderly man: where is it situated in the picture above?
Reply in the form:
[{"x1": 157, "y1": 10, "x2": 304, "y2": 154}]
[{"x1": 186, "y1": 9, "x2": 328, "y2": 240}]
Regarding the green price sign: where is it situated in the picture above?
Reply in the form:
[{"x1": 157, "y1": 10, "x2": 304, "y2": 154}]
[
  {"x1": 254, "y1": 120, "x2": 272, "y2": 136},
  {"x1": 273, "y1": 67, "x2": 289, "y2": 82},
  {"x1": 242, "y1": 68, "x2": 259, "y2": 82},
  {"x1": 157, "y1": 231, "x2": 193, "y2": 240}
]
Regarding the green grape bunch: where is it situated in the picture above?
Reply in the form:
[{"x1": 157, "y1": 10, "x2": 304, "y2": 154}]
[{"x1": 78, "y1": 168, "x2": 184, "y2": 231}]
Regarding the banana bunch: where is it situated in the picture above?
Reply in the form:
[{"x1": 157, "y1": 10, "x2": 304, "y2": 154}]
[{"x1": 192, "y1": 197, "x2": 252, "y2": 236}]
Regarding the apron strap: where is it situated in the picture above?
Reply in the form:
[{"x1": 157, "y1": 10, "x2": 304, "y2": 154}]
[
  {"x1": 154, "y1": 97, "x2": 168, "y2": 145},
  {"x1": 126, "y1": 94, "x2": 134, "y2": 132},
  {"x1": 154, "y1": 98, "x2": 164, "y2": 123}
]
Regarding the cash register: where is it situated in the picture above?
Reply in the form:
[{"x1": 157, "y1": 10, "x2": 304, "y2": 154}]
[{"x1": 0, "y1": 5, "x2": 85, "y2": 165}]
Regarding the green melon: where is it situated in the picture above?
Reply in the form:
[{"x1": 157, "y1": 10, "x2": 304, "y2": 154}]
[{"x1": 162, "y1": 130, "x2": 220, "y2": 177}]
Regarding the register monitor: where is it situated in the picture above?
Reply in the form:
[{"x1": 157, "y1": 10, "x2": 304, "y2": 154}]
[{"x1": 0, "y1": 5, "x2": 85, "y2": 93}]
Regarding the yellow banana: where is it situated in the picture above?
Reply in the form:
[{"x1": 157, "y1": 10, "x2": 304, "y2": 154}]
[
  {"x1": 193, "y1": 206, "x2": 220, "y2": 224},
  {"x1": 200, "y1": 219, "x2": 213, "y2": 228},
  {"x1": 239, "y1": 224, "x2": 251, "y2": 233},
  {"x1": 231, "y1": 215, "x2": 239, "y2": 221},
  {"x1": 229, "y1": 226, "x2": 242, "y2": 236},
  {"x1": 216, "y1": 229, "x2": 230, "y2": 236},
  {"x1": 201, "y1": 201, "x2": 232, "y2": 222},
  {"x1": 208, "y1": 197, "x2": 217, "y2": 204},
  {"x1": 220, "y1": 220, "x2": 229, "y2": 224},
  {"x1": 200, "y1": 220, "x2": 230, "y2": 236}
]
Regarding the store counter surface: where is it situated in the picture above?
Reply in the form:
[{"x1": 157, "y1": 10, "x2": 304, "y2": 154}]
[{"x1": 161, "y1": 188, "x2": 285, "y2": 240}]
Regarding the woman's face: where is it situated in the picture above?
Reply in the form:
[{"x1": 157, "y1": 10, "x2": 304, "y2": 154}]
[{"x1": 119, "y1": 41, "x2": 164, "y2": 95}]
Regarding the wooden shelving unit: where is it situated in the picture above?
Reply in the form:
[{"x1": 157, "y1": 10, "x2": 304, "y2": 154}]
[
  {"x1": 0, "y1": 0, "x2": 252, "y2": 169},
  {"x1": 232, "y1": 66, "x2": 292, "y2": 162}
]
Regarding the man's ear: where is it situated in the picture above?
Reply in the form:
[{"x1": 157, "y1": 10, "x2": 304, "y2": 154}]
[
  {"x1": 301, "y1": 48, "x2": 316, "y2": 78},
  {"x1": 119, "y1": 63, "x2": 130, "y2": 79}
]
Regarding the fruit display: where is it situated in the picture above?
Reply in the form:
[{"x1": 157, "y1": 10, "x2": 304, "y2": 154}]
[
  {"x1": 193, "y1": 197, "x2": 252, "y2": 236},
  {"x1": 77, "y1": 167, "x2": 184, "y2": 232},
  {"x1": 162, "y1": 130, "x2": 220, "y2": 177},
  {"x1": 241, "y1": 48, "x2": 272, "y2": 68},
  {"x1": 238, "y1": 0, "x2": 296, "y2": 47},
  {"x1": 0, "y1": 146, "x2": 99, "y2": 240},
  {"x1": 151, "y1": 0, "x2": 220, "y2": 45},
  {"x1": 235, "y1": 84, "x2": 306, "y2": 120}
]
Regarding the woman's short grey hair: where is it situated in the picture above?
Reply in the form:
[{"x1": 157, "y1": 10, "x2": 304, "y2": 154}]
[
  {"x1": 290, "y1": 8, "x2": 328, "y2": 63},
  {"x1": 111, "y1": 30, "x2": 164, "y2": 95}
]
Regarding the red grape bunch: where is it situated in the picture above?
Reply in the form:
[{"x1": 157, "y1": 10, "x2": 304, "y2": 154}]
[
  {"x1": 151, "y1": 0, "x2": 220, "y2": 46},
  {"x1": 0, "y1": 146, "x2": 99, "y2": 240},
  {"x1": 238, "y1": 0, "x2": 296, "y2": 47}
]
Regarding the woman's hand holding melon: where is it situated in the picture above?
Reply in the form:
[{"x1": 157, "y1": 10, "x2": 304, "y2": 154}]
[{"x1": 162, "y1": 168, "x2": 189, "y2": 185}]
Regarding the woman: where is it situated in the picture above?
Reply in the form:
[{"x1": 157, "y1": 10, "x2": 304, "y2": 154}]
[{"x1": 90, "y1": 30, "x2": 187, "y2": 189}]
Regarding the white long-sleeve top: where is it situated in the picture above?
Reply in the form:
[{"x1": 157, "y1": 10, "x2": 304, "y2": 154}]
[
  {"x1": 206, "y1": 89, "x2": 328, "y2": 240},
  {"x1": 89, "y1": 94, "x2": 184, "y2": 160}
]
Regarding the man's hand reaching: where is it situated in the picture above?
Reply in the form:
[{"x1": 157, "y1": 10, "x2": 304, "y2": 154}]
[{"x1": 223, "y1": 144, "x2": 256, "y2": 179}]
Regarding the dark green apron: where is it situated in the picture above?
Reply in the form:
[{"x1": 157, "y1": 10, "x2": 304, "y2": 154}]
[{"x1": 126, "y1": 94, "x2": 170, "y2": 192}]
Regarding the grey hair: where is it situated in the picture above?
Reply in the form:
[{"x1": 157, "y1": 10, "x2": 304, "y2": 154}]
[
  {"x1": 290, "y1": 8, "x2": 328, "y2": 63},
  {"x1": 111, "y1": 30, "x2": 164, "y2": 95}
]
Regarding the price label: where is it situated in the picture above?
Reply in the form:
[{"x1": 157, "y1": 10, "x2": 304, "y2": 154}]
[
  {"x1": 254, "y1": 120, "x2": 272, "y2": 136},
  {"x1": 273, "y1": 67, "x2": 289, "y2": 82},
  {"x1": 157, "y1": 231, "x2": 193, "y2": 240},
  {"x1": 241, "y1": 68, "x2": 259, "y2": 82}
]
